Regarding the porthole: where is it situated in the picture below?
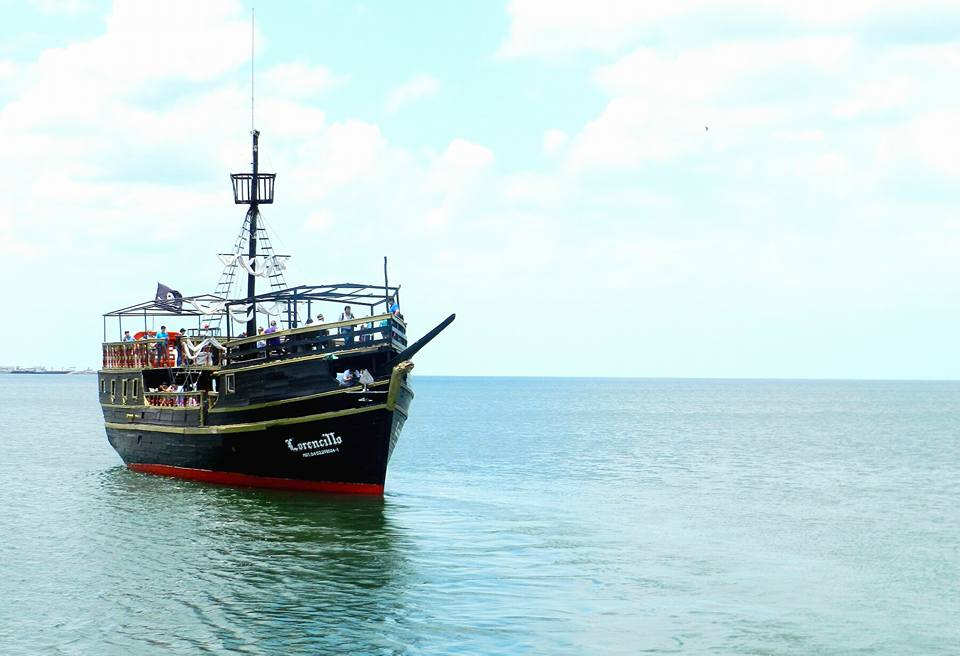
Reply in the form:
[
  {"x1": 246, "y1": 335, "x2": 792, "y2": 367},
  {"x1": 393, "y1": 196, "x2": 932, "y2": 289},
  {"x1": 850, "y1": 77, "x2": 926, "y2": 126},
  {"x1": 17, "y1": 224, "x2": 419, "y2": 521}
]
[{"x1": 225, "y1": 373, "x2": 236, "y2": 394}]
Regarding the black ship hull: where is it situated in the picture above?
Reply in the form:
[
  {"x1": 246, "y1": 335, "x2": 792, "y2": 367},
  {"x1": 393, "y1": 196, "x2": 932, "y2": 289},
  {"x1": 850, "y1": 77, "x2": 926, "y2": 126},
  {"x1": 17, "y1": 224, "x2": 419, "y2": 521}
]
[
  {"x1": 106, "y1": 395, "x2": 410, "y2": 494},
  {"x1": 99, "y1": 354, "x2": 416, "y2": 495}
]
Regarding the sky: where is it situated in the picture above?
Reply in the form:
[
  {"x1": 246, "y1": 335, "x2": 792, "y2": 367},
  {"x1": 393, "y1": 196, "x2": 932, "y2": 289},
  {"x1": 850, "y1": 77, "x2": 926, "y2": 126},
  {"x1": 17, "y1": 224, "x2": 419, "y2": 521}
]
[{"x1": 3, "y1": 0, "x2": 960, "y2": 378}]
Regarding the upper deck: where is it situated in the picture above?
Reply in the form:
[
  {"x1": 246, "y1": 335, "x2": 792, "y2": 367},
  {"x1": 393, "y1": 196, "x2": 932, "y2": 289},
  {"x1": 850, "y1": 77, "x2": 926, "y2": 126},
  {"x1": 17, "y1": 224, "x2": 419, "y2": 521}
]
[
  {"x1": 101, "y1": 282, "x2": 407, "y2": 371},
  {"x1": 101, "y1": 312, "x2": 407, "y2": 371}
]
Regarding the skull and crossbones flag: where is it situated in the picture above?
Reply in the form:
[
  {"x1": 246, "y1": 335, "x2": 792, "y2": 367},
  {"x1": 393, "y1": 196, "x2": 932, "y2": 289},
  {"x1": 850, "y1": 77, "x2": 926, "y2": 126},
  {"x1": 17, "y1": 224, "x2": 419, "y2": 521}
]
[{"x1": 156, "y1": 282, "x2": 183, "y2": 312}]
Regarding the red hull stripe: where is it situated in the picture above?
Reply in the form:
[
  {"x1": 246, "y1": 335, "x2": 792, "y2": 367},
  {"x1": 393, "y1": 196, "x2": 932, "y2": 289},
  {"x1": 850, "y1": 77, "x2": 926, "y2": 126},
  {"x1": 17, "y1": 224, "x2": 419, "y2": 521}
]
[{"x1": 128, "y1": 463, "x2": 384, "y2": 495}]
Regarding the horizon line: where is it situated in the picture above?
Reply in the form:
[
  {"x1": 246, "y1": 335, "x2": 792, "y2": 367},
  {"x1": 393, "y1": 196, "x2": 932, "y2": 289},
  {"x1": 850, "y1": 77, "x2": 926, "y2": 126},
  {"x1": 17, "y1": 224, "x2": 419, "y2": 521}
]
[{"x1": 6, "y1": 371, "x2": 960, "y2": 384}]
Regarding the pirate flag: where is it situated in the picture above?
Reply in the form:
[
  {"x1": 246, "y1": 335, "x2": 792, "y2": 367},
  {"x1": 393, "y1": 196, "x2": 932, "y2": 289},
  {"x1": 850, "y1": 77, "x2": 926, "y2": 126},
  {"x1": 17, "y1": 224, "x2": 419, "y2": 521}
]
[{"x1": 156, "y1": 282, "x2": 183, "y2": 312}]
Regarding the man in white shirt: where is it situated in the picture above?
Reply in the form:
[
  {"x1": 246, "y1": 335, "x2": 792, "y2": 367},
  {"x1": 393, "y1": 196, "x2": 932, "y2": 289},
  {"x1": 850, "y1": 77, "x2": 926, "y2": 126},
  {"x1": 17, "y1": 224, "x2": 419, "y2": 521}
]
[{"x1": 340, "y1": 306, "x2": 355, "y2": 345}]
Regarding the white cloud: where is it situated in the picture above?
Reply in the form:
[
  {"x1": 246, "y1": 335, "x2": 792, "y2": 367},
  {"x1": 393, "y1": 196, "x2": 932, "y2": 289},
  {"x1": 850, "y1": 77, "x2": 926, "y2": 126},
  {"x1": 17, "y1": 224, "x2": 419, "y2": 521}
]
[
  {"x1": 30, "y1": 0, "x2": 93, "y2": 14},
  {"x1": 834, "y1": 77, "x2": 915, "y2": 118},
  {"x1": 595, "y1": 38, "x2": 852, "y2": 99},
  {"x1": 502, "y1": 172, "x2": 565, "y2": 205},
  {"x1": 289, "y1": 120, "x2": 387, "y2": 197},
  {"x1": 386, "y1": 74, "x2": 440, "y2": 113},
  {"x1": 0, "y1": 206, "x2": 43, "y2": 258},
  {"x1": 500, "y1": 0, "x2": 960, "y2": 57},
  {"x1": 896, "y1": 110, "x2": 960, "y2": 177},
  {"x1": 812, "y1": 152, "x2": 850, "y2": 177},
  {"x1": 774, "y1": 130, "x2": 825, "y2": 142},
  {"x1": 3, "y1": 1, "x2": 252, "y2": 138},
  {"x1": 566, "y1": 38, "x2": 853, "y2": 171},
  {"x1": 422, "y1": 138, "x2": 494, "y2": 227},
  {"x1": 773, "y1": 0, "x2": 960, "y2": 27},
  {"x1": 542, "y1": 129, "x2": 568, "y2": 156},
  {"x1": 425, "y1": 138, "x2": 494, "y2": 191},
  {"x1": 305, "y1": 209, "x2": 335, "y2": 231},
  {"x1": 262, "y1": 61, "x2": 345, "y2": 98},
  {"x1": 566, "y1": 96, "x2": 783, "y2": 171},
  {"x1": 499, "y1": 0, "x2": 702, "y2": 57}
]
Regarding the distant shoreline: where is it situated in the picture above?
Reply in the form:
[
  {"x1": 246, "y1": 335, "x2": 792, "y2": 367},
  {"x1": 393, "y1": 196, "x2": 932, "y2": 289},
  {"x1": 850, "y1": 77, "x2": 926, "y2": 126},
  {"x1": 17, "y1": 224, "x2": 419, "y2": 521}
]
[{"x1": 0, "y1": 369, "x2": 96, "y2": 375}]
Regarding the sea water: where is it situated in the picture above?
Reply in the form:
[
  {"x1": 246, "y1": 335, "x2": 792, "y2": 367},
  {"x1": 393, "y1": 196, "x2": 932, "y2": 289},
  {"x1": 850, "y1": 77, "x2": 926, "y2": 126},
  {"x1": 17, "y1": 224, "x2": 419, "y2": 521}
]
[{"x1": 0, "y1": 375, "x2": 957, "y2": 654}]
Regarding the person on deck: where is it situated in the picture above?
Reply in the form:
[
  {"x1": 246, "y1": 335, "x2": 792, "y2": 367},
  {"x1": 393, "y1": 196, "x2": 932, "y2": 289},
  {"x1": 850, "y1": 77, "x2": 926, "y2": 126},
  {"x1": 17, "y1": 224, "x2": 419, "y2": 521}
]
[
  {"x1": 309, "y1": 314, "x2": 327, "y2": 350},
  {"x1": 155, "y1": 326, "x2": 168, "y2": 365},
  {"x1": 340, "y1": 306, "x2": 355, "y2": 346},
  {"x1": 174, "y1": 328, "x2": 188, "y2": 366},
  {"x1": 265, "y1": 320, "x2": 281, "y2": 349},
  {"x1": 122, "y1": 330, "x2": 133, "y2": 342}
]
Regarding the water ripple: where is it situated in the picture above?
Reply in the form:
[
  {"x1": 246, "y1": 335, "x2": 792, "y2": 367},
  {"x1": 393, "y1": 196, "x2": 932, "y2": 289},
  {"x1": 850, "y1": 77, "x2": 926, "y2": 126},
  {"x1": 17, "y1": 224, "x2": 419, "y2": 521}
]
[{"x1": 1, "y1": 376, "x2": 958, "y2": 654}]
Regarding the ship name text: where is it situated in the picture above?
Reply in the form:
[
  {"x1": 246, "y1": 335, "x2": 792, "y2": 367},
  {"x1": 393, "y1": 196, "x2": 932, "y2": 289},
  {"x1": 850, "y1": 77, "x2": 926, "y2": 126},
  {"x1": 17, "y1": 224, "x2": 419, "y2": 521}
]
[{"x1": 285, "y1": 433, "x2": 343, "y2": 458}]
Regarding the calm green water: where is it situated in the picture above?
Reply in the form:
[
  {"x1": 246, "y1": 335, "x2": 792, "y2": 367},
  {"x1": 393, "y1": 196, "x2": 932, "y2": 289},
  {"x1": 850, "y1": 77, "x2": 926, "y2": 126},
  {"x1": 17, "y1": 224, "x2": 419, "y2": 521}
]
[{"x1": 0, "y1": 375, "x2": 957, "y2": 654}]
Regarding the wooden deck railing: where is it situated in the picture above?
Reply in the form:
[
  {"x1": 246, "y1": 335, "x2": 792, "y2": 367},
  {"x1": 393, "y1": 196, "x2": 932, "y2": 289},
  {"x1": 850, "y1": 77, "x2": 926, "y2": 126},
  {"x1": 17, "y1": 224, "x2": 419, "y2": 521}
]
[
  {"x1": 223, "y1": 313, "x2": 407, "y2": 365},
  {"x1": 101, "y1": 314, "x2": 407, "y2": 370},
  {"x1": 144, "y1": 390, "x2": 204, "y2": 407},
  {"x1": 102, "y1": 339, "x2": 174, "y2": 369}
]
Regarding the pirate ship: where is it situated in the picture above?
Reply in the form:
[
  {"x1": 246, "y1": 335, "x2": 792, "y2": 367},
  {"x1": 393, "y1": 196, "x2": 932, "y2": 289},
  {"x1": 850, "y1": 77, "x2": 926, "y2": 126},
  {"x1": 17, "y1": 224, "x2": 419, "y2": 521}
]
[{"x1": 98, "y1": 130, "x2": 454, "y2": 494}]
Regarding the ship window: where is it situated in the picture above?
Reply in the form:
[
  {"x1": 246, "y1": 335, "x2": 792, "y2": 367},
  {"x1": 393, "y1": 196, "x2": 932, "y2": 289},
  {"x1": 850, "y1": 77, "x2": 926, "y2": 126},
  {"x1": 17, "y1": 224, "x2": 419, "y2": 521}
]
[
  {"x1": 132, "y1": 379, "x2": 140, "y2": 398},
  {"x1": 110, "y1": 379, "x2": 117, "y2": 400},
  {"x1": 121, "y1": 379, "x2": 128, "y2": 399},
  {"x1": 100, "y1": 378, "x2": 106, "y2": 394},
  {"x1": 225, "y1": 374, "x2": 235, "y2": 394}
]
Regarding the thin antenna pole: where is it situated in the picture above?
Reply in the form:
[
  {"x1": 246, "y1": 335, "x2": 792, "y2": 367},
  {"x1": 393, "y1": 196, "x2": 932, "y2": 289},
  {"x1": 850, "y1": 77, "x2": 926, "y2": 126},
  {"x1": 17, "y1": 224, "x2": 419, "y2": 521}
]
[
  {"x1": 384, "y1": 256, "x2": 389, "y2": 307},
  {"x1": 251, "y1": 8, "x2": 255, "y2": 132}
]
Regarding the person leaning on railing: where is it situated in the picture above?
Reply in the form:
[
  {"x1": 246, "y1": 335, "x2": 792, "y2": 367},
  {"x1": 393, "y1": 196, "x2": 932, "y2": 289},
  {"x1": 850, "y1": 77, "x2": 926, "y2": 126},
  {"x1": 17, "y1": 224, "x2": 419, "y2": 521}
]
[{"x1": 378, "y1": 297, "x2": 402, "y2": 340}]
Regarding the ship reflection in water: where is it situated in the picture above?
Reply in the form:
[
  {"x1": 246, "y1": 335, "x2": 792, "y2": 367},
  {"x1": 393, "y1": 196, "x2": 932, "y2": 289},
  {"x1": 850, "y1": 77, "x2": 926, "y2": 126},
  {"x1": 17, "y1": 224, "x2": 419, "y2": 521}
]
[{"x1": 94, "y1": 466, "x2": 418, "y2": 652}]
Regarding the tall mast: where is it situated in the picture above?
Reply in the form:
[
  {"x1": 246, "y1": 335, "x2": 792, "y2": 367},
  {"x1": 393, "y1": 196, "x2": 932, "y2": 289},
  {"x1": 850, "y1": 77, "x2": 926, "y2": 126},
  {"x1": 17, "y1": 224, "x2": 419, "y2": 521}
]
[
  {"x1": 246, "y1": 9, "x2": 258, "y2": 338},
  {"x1": 246, "y1": 130, "x2": 260, "y2": 337},
  {"x1": 230, "y1": 132, "x2": 276, "y2": 337}
]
